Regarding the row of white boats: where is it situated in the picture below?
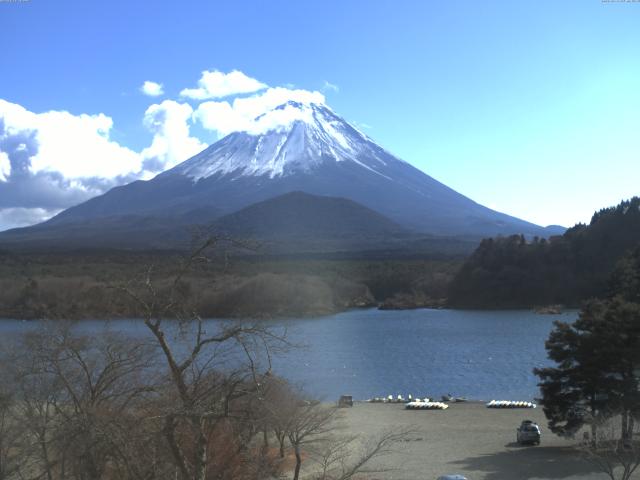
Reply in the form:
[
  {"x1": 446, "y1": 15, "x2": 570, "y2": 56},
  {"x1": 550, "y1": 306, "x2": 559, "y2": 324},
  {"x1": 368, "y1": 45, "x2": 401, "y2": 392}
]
[
  {"x1": 486, "y1": 400, "x2": 537, "y2": 409},
  {"x1": 405, "y1": 401, "x2": 449, "y2": 410},
  {"x1": 368, "y1": 395, "x2": 431, "y2": 404},
  {"x1": 366, "y1": 395, "x2": 537, "y2": 409}
]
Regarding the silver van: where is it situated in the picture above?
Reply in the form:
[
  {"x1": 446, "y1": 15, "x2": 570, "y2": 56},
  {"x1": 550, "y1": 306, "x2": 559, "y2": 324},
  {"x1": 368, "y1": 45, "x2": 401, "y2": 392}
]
[{"x1": 516, "y1": 420, "x2": 541, "y2": 445}]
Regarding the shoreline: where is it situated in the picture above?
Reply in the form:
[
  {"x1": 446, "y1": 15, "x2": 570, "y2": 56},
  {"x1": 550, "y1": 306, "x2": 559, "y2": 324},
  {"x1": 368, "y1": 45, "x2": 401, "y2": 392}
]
[{"x1": 0, "y1": 305, "x2": 580, "y2": 322}]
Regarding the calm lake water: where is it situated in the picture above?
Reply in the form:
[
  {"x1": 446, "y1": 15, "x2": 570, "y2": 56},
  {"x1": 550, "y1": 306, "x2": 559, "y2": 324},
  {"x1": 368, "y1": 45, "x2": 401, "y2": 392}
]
[{"x1": 0, "y1": 308, "x2": 577, "y2": 402}]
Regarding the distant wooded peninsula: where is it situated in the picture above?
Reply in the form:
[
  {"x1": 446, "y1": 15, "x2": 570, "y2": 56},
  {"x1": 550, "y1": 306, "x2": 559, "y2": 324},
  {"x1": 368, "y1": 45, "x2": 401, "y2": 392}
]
[{"x1": 448, "y1": 197, "x2": 640, "y2": 309}]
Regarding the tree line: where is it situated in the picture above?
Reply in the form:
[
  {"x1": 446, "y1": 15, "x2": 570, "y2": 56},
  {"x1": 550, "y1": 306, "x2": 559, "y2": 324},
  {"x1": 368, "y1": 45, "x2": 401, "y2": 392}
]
[
  {"x1": 448, "y1": 197, "x2": 640, "y2": 308},
  {"x1": 0, "y1": 250, "x2": 461, "y2": 320}
]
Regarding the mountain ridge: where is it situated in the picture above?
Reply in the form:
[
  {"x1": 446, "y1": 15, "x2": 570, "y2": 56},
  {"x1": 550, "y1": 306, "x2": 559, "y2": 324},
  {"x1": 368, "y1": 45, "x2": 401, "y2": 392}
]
[{"x1": 1, "y1": 99, "x2": 564, "y2": 249}]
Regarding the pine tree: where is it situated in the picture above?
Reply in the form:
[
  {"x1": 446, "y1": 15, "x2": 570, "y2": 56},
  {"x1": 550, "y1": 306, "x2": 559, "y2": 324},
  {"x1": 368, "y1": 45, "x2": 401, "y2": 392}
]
[{"x1": 534, "y1": 247, "x2": 640, "y2": 441}]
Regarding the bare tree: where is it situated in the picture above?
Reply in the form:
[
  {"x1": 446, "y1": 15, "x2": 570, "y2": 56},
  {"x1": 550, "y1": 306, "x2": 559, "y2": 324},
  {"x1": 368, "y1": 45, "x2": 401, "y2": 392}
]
[
  {"x1": 285, "y1": 399, "x2": 340, "y2": 480},
  {"x1": 310, "y1": 428, "x2": 413, "y2": 480},
  {"x1": 2, "y1": 317, "x2": 284, "y2": 480},
  {"x1": 14, "y1": 357, "x2": 63, "y2": 480},
  {"x1": 580, "y1": 415, "x2": 640, "y2": 480},
  {"x1": 0, "y1": 388, "x2": 26, "y2": 480},
  {"x1": 8, "y1": 324, "x2": 159, "y2": 480},
  {"x1": 0, "y1": 235, "x2": 409, "y2": 480},
  {"x1": 117, "y1": 236, "x2": 288, "y2": 480},
  {"x1": 259, "y1": 375, "x2": 297, "y2": 459}
]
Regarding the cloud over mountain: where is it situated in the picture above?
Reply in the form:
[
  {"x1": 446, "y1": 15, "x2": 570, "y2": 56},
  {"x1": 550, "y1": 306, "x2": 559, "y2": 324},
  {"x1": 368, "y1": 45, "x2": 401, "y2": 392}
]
[
  {"x1": 0, "y1": 98, "x2": 201, "y2": 229},
  {"x1": 194, "y1": 87, "x2": 326, "y2": 136},
  {"x1": 140, "y1": 100, "x2": 206, "y2": 174},
  {"x1": 0, "y1": 100, "x2": 140, "y2": 229},
  {"x1": 0, "y1": 70, "x2": 334, "y2": 230}
]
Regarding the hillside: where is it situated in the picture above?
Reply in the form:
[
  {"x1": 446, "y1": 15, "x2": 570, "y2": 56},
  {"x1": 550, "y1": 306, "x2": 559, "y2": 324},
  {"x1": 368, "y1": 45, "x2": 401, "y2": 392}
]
[
  {"x1": 214, "y1": 191, "x2": 407, "y2": 237},
  {"x1": 0, "y1": 191, "x2": 479, "y2": 256},
  {"x1": 211, "y1": 191, "x2": 418, "y2": 253},
  {"x1": 448, "y1": 197, "x2": 640, "y2": 308}
]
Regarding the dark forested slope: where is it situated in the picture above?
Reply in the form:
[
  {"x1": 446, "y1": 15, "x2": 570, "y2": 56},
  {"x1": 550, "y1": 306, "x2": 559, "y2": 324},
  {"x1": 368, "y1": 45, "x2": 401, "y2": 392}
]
[{"x1": 448, "y1": 197, "x2": 640, "y2": 308}]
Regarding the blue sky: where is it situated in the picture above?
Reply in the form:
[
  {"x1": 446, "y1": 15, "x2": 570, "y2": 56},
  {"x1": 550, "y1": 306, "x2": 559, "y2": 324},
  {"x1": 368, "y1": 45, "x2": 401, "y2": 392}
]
[{"x1": 0, "y1": 0, "x2": 639, "y2": 230}]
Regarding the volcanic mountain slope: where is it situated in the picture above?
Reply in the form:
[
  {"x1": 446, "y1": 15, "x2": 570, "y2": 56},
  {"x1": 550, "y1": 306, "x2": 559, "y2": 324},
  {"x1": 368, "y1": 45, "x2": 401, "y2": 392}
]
[
  {"x1": 213, "y1": 191, "x2": 408, "y2": 238},
  {"x1": 0, "y1": 100, "x2": 563, "y2": 250},
  {"x1": 210, "y1": 191, "x2": 418, "y2": 253},
  {"x1": 0, "y1": 191, "x2": 475, "y2": 254}
]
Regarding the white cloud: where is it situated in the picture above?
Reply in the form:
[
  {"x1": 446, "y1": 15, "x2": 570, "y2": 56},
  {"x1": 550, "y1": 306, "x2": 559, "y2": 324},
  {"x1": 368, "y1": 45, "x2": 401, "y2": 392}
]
[
  {"x1": 140, "y1": 80, "x2": 164, "y2": 97},
  {"x1": 0, "y1": 69, "x2": 331, "y2": 228},
  {"x1": 194, "y1": 87, "x2": 326, "y2": 136},
  {"x1": 323, "y1": 80, "x2": 339, "y2": 92},
  {"x1": 193, "y1": 101, "x2": 243, "y2": 137},
  {"x1": 0, "y1": 99, "x2": 141, "y2": 181},
  {"x1": 0, "y1": 207, "x2": 61, "y2": 231},
  {"x1": 180, "y1": 69, "x2": 267, "y2": 100},
  {"x1": 0, "y1": 97, "x2": 207, "y2": 226},
  {"x1": 0, "y1": 151, "x2": 10, "y2": 182},
  {"x1": 140, "y1": 100, "x2": 207, "y2": 174}
]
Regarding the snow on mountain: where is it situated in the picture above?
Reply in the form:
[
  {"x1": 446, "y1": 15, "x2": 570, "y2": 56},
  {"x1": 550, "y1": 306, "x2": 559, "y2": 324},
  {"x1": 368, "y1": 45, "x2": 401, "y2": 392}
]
[
  {"x1": 171, "y1": 101, "x2": 395, "y2": 180},
  {"x1": 14, "y1": 96, "x2": 559, "y2": 242}
]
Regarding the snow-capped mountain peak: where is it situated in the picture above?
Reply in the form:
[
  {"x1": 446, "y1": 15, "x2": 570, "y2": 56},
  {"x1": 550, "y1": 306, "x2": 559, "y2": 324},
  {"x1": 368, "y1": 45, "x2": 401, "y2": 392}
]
[
  {"x1": 31, "y1": 97, "x2": 554, "y2": 242},
  {"x1": 171, "y1": 101, "x2": 393, "y2": 180}
]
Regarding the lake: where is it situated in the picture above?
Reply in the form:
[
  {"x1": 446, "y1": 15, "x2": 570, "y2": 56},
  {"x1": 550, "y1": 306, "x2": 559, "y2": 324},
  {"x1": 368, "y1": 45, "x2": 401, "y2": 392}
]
[{"x1": 0, "y1": 308, "x2": 577, "y2": 402}]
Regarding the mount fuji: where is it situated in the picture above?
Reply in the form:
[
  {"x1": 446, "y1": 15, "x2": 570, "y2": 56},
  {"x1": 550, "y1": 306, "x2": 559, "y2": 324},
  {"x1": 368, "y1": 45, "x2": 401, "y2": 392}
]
[{"x1": 0, "y1": 100, "x2": 562, "y2": 251}]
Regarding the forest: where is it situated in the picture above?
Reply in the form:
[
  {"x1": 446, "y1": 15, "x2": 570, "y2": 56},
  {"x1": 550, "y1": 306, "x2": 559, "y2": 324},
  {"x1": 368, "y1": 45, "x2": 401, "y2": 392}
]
[
  {"x1": 448, "y1": 197, "x2": 640, "y2": 309},
  {"x1": 0, "y1": 248, "x2": 462, "y2": 320}
]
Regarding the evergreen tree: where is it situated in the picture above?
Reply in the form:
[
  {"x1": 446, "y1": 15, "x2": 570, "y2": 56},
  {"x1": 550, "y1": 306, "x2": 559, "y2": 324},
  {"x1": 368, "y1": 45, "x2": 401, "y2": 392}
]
[{"x1": 534, "y1": 248, "x2": 640, "y2": 441}]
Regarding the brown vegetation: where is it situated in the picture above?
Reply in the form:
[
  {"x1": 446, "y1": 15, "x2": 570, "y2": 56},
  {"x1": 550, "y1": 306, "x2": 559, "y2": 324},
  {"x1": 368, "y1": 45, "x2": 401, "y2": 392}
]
[
  {"x1": 0, "y1": 250, "x2": 461, "y2": 319},
  {"x1": 0, "y1": 239, "x2": 412, "y2": 480},
  {"x1": 580, "y1": 416, "x2": 640, "y2": 480}
]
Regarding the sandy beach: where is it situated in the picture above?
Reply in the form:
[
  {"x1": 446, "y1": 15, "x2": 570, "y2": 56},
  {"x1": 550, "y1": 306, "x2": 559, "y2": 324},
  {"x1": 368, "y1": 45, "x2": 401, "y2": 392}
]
[{"x1": 340, "y1": 402, "x2": 610, "y2": 480}]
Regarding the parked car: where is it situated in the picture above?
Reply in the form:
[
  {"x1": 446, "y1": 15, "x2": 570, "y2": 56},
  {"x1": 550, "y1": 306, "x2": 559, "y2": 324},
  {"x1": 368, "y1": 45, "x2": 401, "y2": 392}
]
[
  {"x1": 437, "y1": 475, "x2": 468, "y2": 480},
  {"x1": 516, "y1": 420, "x2": 541, "y2": 445}
]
